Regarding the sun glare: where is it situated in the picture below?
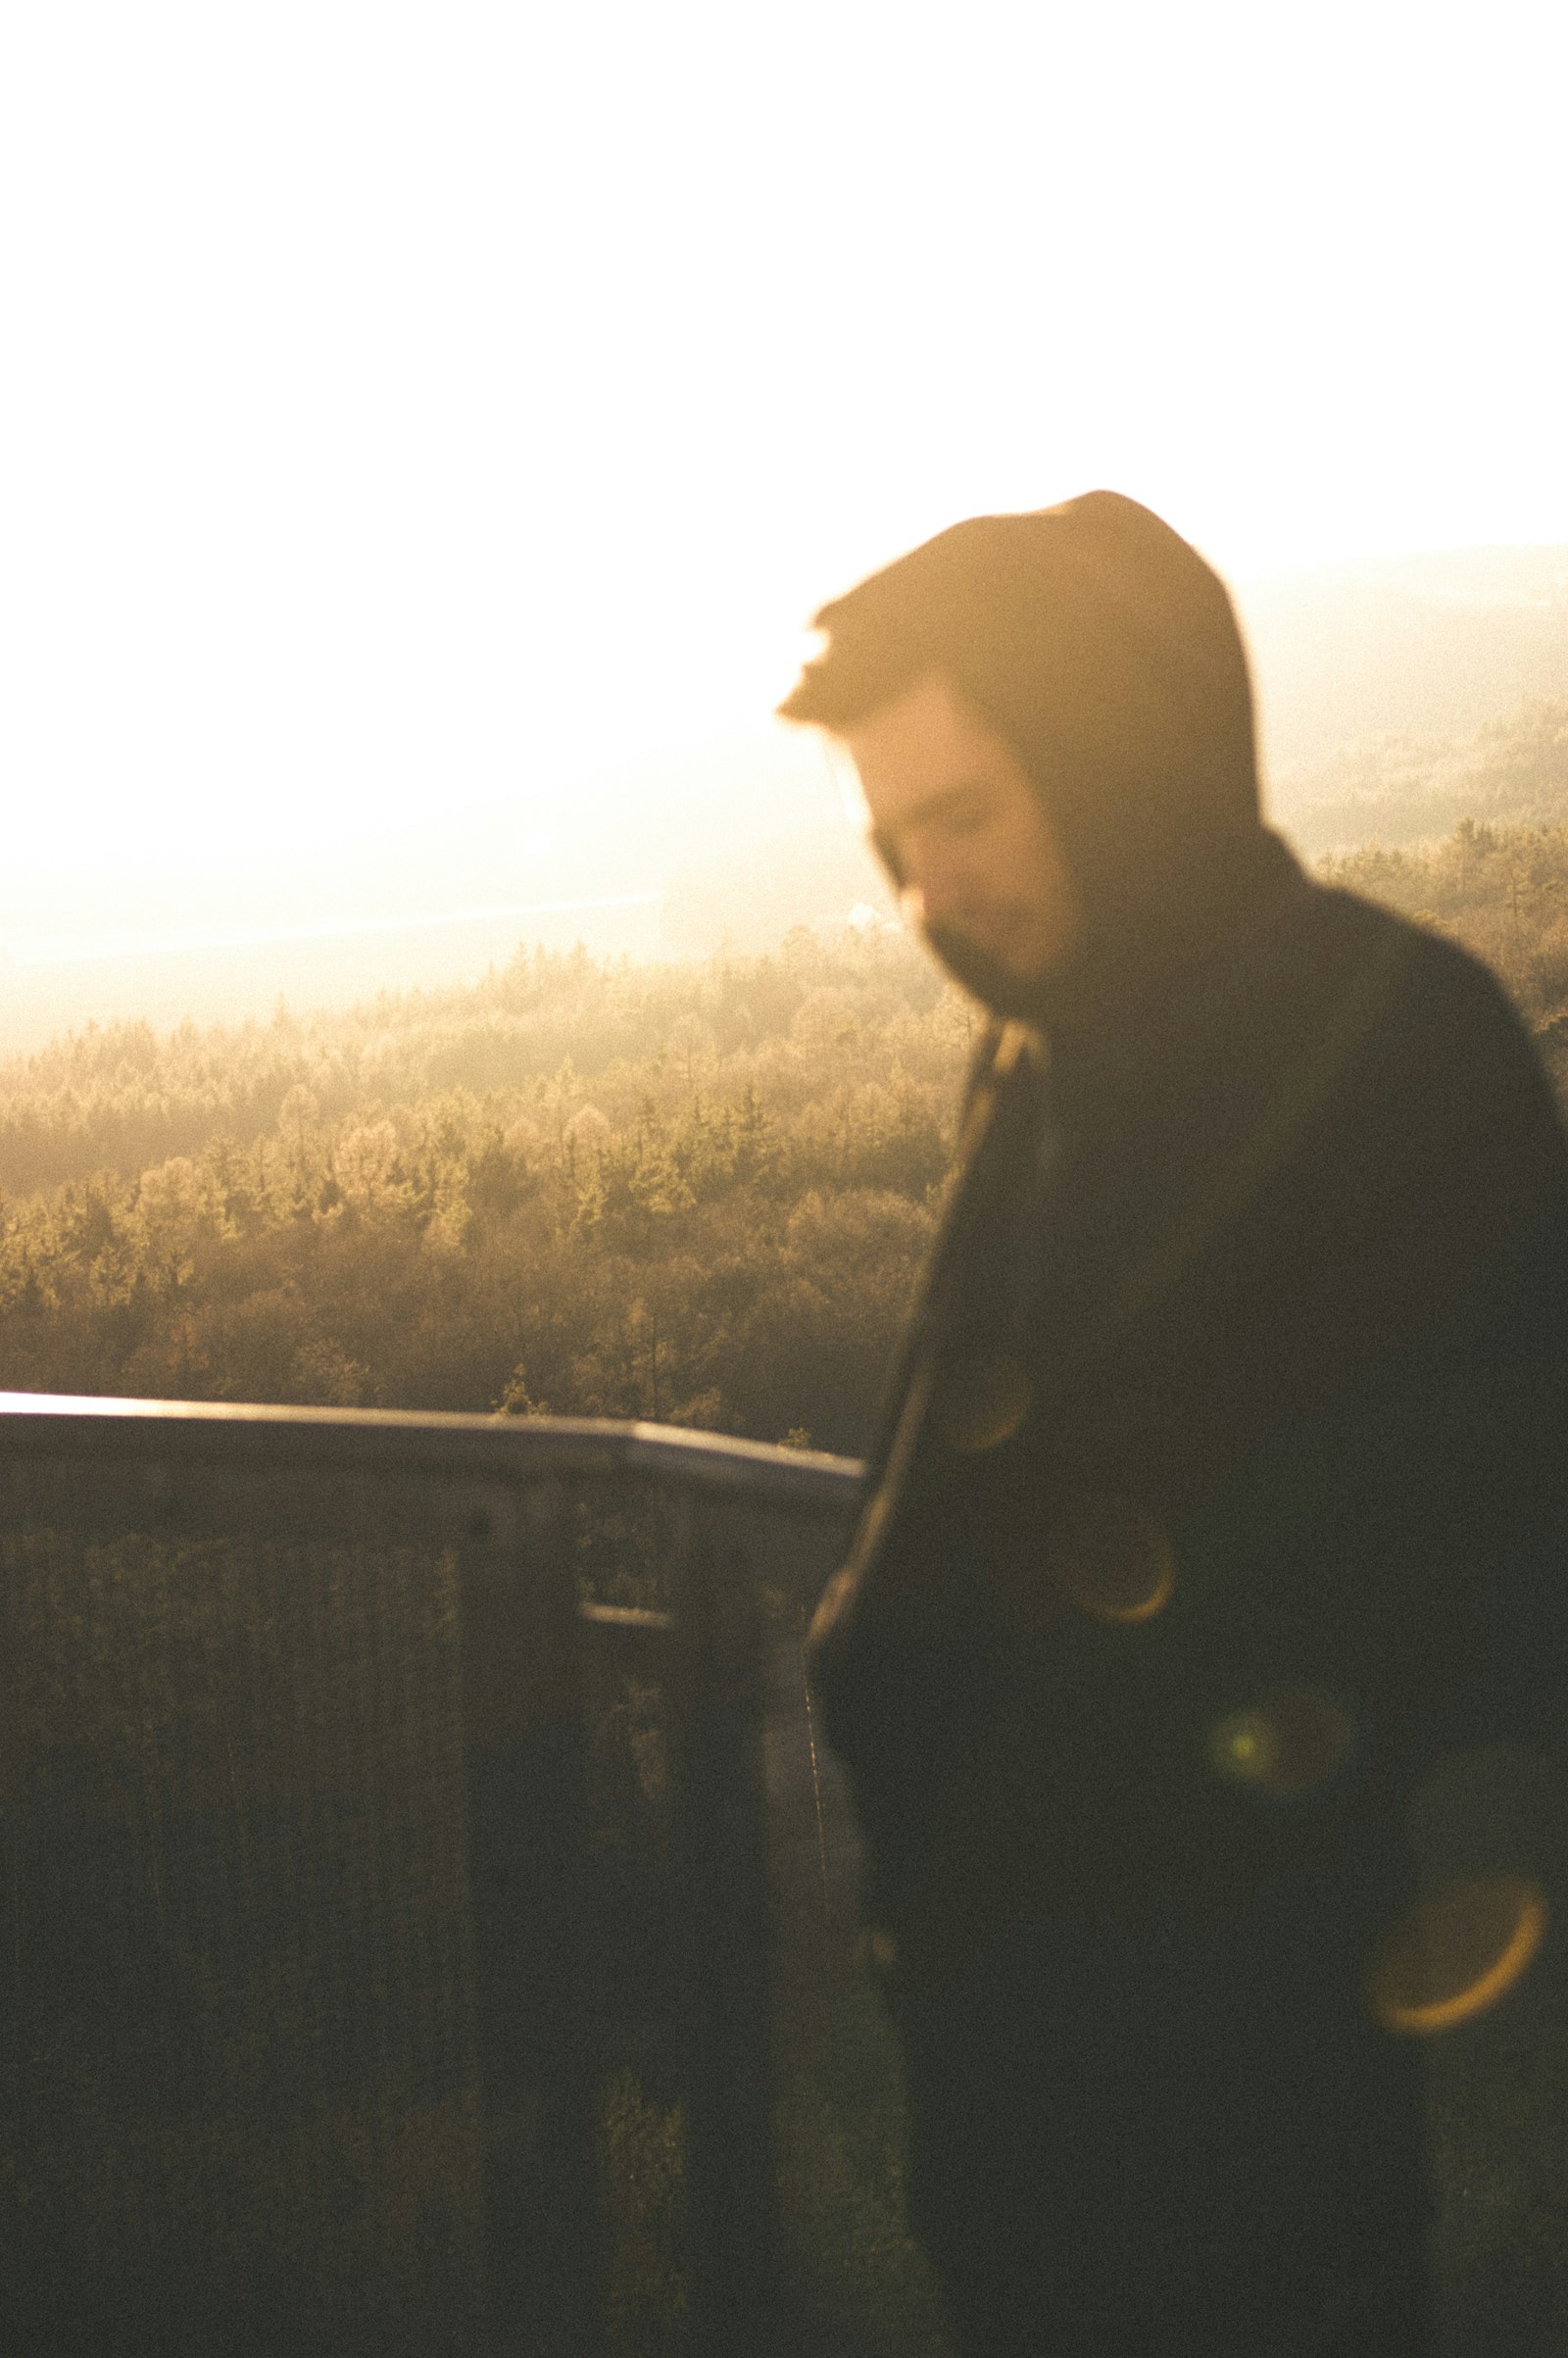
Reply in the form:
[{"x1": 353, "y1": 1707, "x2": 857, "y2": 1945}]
[{"x1": 1, "y1": 0, "x2": 1564, "y2": 955}]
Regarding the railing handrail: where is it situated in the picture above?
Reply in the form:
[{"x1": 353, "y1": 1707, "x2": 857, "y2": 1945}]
[{"x1": 0, "y1": 1389, "x2": 865, "y2": 1516}]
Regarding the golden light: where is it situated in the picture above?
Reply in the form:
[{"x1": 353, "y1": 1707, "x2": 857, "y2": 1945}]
[
  {"x1": 931, "y1": 1353, "x2": 1032, "y2": 1454},
  {"x1": 1369, "y1": 1876, "x2": 1548, "y2": 2037},
  {"x1": 1044, "y1": 1493, "x2": 1174, "y2": 1625},
  {"x1": 6, "y1": 0, "x2": 1568, "y2": 915},
  {"x1": 1206, "y1": 1685, "x2": 1354, "y2": 1799}
]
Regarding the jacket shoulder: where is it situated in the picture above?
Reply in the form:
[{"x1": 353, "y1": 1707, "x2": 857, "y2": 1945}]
[
  {"x1": 1309, "y1": 882, "x2": 1519, "y2": 1006},
  {"x1": 1303, "y1": 884, "x2": 1560, "y2": 1103}
]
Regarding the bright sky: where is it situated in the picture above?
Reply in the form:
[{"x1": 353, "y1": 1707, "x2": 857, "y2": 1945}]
[{"x1": 3, "y1": 0, "x2": 1565, "y2": 884}]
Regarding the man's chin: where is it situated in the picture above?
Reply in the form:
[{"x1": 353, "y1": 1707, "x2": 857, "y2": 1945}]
[{"x1": 922, "y1": 923, "x2": 1049, "y2": 1023}]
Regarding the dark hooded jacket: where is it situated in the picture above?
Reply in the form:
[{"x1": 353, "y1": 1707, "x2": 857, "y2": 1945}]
[{"x1": 800, "y1": 496, "x2": 1568, "y2": 2353}]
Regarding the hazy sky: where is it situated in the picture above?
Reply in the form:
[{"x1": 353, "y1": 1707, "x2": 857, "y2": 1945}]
[{"x1": 4, "y1": 0, "x2": 1564, "y2": 888}]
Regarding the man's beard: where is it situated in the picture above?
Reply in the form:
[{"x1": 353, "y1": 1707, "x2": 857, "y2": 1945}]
[{"x1": 922, "y1": 920, "x2": 1051, "y2": 1024}]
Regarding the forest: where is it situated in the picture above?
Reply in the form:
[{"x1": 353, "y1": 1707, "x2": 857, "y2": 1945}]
[
  {"x1": 0, "y1": 926, "x2": 969, "y2": 1456},
  {"x1": 4, "y1": 813, "x2": 1568, "y2": 1458}
]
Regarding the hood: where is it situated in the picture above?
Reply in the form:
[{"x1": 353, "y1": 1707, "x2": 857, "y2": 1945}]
[{"x1": 807, "y1": 491, "x2": 1298, "y2": 1039}]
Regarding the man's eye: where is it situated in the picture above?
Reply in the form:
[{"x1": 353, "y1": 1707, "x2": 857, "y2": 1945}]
[{"x1": 943, "y1": 798, "x2": 991, "y2": 837}]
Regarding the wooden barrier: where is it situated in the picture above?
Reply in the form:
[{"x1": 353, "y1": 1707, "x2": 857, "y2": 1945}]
[{"x1": 0, "y1": 1395, "x2": 865, "y2": 2358}]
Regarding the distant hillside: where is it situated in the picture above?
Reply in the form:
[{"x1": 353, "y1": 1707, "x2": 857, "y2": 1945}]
[
  {"x1": 1274, "y1": 696, "x2": 1568, "y2": 855},
  {"x1": 1237, "y1": 545, "x2": 1568, "y2": 778}
]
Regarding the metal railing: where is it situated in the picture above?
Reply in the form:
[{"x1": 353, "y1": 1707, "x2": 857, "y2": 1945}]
[{"x1": 0, "y1": 1392, "x2": 908, "y2": 2358}]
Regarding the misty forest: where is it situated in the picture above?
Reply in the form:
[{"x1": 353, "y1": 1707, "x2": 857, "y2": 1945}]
[{"x1": 6, "y1": 737, "x2": 1568, "y2": 1455}]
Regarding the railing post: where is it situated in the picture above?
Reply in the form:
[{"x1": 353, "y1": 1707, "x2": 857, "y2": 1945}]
[
  {"x1": 667, "y1": 1490, "x2": 782, "y2": 2357},
  {"x1": 461, "y1": 1480, "x2": 608, "y2": 2357}
]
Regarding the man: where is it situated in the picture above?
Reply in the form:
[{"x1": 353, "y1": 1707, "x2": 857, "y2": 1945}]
[{"x1": 778, "y1": 493, "x2": 1568, "y2": 2355}]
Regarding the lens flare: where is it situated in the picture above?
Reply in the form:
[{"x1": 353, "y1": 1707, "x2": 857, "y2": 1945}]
[
  {"x1": 1369, "y1": 1876, "x2": 1548, "y2": 2036},
  {"x1": 1206, "y1": 1685, "x2": 1354, "y2": 1798},
  {"x1": 1045, "y1": 1493, "x2": 1174, "y2": 1624},
  {"x1": 931, "y1": 1352, "x2": 1032, "y2": 1453}
]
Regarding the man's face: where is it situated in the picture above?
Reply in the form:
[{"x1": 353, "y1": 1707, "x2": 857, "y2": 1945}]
[{"x1": 843, "y1": 669, "x2": 1082, "y2": 1005}]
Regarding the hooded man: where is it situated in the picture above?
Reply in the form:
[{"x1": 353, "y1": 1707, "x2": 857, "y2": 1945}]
[{"x1": 779, "y1": 493, "x2": 1568, "y2": 2356}]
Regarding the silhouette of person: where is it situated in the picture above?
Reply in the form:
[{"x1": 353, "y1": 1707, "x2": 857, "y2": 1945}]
[{"x1": 780, "y1": 493, "x2": 1568, "y2": 2356}]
